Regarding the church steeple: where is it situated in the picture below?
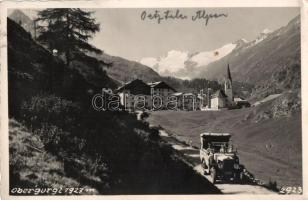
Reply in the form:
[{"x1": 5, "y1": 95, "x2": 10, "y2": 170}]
[
  {"x1": 224, "y1": 64, "x2": 233, "y2": 102},
  {"x1": 227, "y1": 63, "x2": 232, "y2": 83}
]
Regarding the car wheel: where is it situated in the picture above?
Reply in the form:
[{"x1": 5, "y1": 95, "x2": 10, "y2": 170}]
[
  {"x1": 239, "y1": 172, "x2": 244, "y2": 182},
  {"x1": 234, "y1": 172, "x2": 244, "y2": 183},
  {"x1": 233, "y1": 173, "x2": 239, "y2": 183}
]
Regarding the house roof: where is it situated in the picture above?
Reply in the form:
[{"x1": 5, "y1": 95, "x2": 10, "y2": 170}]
[
  {"x1": 147, "y1": 81, "x2": 177, "y2": 92},
  {"x1": 147, "y1": 81, "x2": 161, "y2": 87},
  {"x1": 211, "y1": 90, "x2": 228, "y2": 98},
  {"x1": 183, "y1": 93, "x2": 194, "y2": 96},
  {"x1": 234, "y1": 97, "x2": 244, "y2": 101},
  {"x1": 117, "y1": 79, "x2": 151, "y2": 95},
  {"x1": 173, "y1": 92, "x2": 183, "y2": 96},
  {"x1": 172, "y1": 92, "x2": 196, "y2": 96}
]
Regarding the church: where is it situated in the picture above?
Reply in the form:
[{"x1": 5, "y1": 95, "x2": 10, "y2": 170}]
[{"x1": 210, "y1": 64, "x2": 234, "y2": 109}]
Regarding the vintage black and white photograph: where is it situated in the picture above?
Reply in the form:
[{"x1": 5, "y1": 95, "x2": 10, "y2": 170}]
[{"x1": 1, "y1": 1, "x2": 305, "y2": 197}]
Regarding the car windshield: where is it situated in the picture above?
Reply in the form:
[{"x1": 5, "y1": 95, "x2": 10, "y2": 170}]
[
  {"x1": 212, "y1": 142, "x2": 226, "y2": 152},
  {"x1": 210, "y1": 142, "x2": 236, "y2": 153}
]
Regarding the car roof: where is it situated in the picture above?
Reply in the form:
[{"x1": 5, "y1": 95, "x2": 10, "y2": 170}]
[{"x1": 200, "y1": 133, "x2": 231, "y2": 137}]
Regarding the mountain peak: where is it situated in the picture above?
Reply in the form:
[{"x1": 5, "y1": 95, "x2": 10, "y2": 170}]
[
  {"x1": 140, "y1": 16, "x2": 298, "y2": 81},
  {"x1": 9, "y1": 9, "x2": 32, "y2": 23},
  {"x1": 252, "y1": 28, "x2": 273, "y2": 45},
  {"x1": 240, "y1": 38, "x2": 248, "y2": 43},
  {"x1": 8, "y1": 9, "x2": 35, "y2": 37},
  {"x1": 261, "y1": 28, "x2": 272, "y2": 35},
  {"x1": 233, "y1": 38, "x2": 248, "y2": 47},
  {"x1": 288, "y1": 15, "x2": 300, "y2": 26}
]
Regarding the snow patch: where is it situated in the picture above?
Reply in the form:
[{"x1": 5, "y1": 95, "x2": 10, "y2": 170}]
[
  {"x1": 261, "y1": 28, "x2": 272, "y2": 34},
  {"x1": 158, "y1": 50, "x2": 189, "y2": 73},
  {"x1": 140, "y1": 43, "x2": 237, "y2": 79},
  {"x1": 190, "y1": 43, "x2": 236, "y2": 67},
  {"x1": 251, "y1": 28, "x2": 273, "y2": 45}
]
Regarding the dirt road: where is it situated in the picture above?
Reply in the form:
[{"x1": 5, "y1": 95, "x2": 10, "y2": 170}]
[{"x1": 158, "y1": 129, "x2": 277, "y2": 194}]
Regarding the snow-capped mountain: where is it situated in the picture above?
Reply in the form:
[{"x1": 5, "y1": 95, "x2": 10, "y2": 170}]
[
  {"x1": 140, "y1": 42, "x2": 241, "y2": 80},
  {"x1": 242, "y1": 28, "x2": 273, "y2": 49},
  {"x1": 140, "y1": 28, "x2": 274, "y2": 80},
  {"x1": 140, "y1": 15, "x2": 299, "y2": 84}
]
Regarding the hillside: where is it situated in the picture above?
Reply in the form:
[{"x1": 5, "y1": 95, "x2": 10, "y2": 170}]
[
  {"x1": 147, "y1": 106, "x2": 302, "y2": 188},
  {"x1": 7, "y1": 17, "x2": 65, "y2": 116},
  {"x1": 7, "y1": 17, "x2": 117, "y2": 116},
  {"x1": 9, "y1": 9, "x2": 162, "y2": 86},
  {"x1": 93, "y1": 53, "x2": 162, "y2": 84},
  {"x1": 7, "y1": 16, "x2": 221, "y2": 194},
  {"x1": 9, "y1": 119, "x2": 99, "y2": 194}
]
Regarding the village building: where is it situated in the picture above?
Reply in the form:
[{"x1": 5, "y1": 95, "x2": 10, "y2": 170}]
[
  {"x1": 203, "y1": 65, "x2": 250, "y2": 110},
  {"x1": 148, "y1": 81, "x2": 177, "y2": 109},
  {"x1": 117, "y1": 79, "x2": 177, "y2": 111},
  {"x1": 209, "y1": 64, "x2": 235, "y2": 110},
  {"x1": 224, "y1": 64, "x2": 234, "y2": 103},
  {"x1": 148, "y1": 81, "x2": 176, "y2": 97},
  {"x1": 234, "y1": 97, "x2": 251, "y2": 108},
  {"x1": 210, "y1": 90, "x2": 229, "y2": 109},
  {"x1": 173, "y1": 92, "x2": 196, "y2": 111},
  {"x1": 117, "y1": 79, "x2": 152, "y2": 111},
  {"x1": 116, "y1": 65, "x2": 248, "y2": 111},
  {"x1": 198, "y1": 88, "x2": 212, "y2": 110}
]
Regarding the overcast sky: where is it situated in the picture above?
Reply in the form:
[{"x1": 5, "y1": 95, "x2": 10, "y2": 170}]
[
  {"x1": 10, "y1": 8, "x2": 299, "y2": 61},
  {"x1": 91, "y1": 8, "x2": 299, "y2": 61}
]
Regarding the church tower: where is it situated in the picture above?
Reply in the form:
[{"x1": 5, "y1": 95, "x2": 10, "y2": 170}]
[{"x1": 224, "y1": 64, "x2": 233, "y2": 103}]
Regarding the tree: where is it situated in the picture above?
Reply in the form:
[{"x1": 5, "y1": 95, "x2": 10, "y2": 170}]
[{"x1": 35, "y1": 9, "x2": 102, "y2": 66}]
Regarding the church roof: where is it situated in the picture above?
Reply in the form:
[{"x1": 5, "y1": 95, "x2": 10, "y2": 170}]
[{"x1": 211, "y1": 90, "x2": 228, "y2": 98}]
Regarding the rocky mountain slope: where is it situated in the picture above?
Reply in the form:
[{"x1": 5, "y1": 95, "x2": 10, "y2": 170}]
[
  {"x1": 141, "y1": 15, "x2": 300, "y2": 90},
  {"x1": 198, "y1": 15, "x2": 300, "y2": 86}
]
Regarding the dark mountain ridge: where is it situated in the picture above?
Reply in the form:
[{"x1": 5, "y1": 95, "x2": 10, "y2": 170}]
[
  {"x1": 198, "y1": 15, "x2": 300, "y2": 87},
  {"x1": 93, "y1": 53, "x2": 162, "y2": 84},
  {"x1": 7, "y1": 17, "x2": 117, "y2": 116},
  {"x1": 9, "y1": 9, "x2": 35, "y2": 37},
  {"x1": 9, "y1": 9, "x2": 164, "y2": 85}
]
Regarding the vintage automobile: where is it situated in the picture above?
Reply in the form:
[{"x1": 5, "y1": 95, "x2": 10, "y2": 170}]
[{"x1": 199, "y1": 133, "x2": 244, "y2": 184}]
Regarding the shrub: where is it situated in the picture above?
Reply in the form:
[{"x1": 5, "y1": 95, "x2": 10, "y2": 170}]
[
  {"x1": 33, "y1": 124, "x2": 70, "y2": 154},
  {"x1": 20, "y1": 94, "x2": 81, "y2": 130},
  {"x1": 9, "y1": 119, "x2": 83, "y2": 191},
  {"x1": 140, "y1": 112, "x2": 149, "y2": 120}
]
